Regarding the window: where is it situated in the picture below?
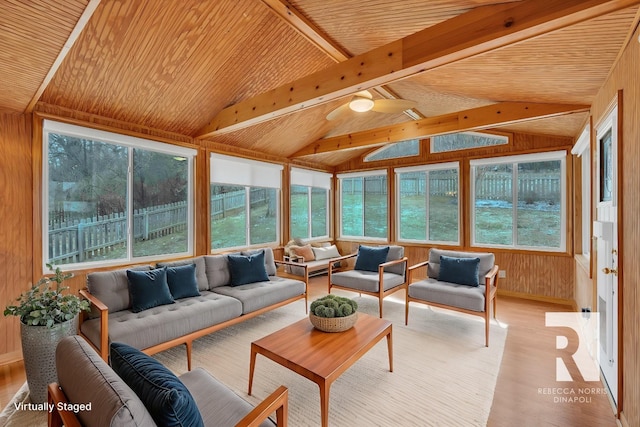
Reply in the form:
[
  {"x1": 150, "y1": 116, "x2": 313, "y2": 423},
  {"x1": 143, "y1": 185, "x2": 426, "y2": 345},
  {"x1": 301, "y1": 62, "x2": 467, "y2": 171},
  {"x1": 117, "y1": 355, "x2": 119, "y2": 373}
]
[
  {"x1": 290, "y1": 168, "x2": 331, "y2": 240},
  {"x1": 44, "y1": 120, "x2": 195, "y2": 269},
  {"x1": 364, "y1": 139, "x2": 420, "y2": 161},
  {"x1": 431, "y1": 131, "x2": 509, "y2": 153},
  {"x1": 396, "y1": 162, "x2": 460, "y2": 244},
  {"x1": 210, "y1": 154, "x2": 282, "y2": 250},
  {"x1": 470, "y1": 151, "x2": 566, "y2": 251},
  {"x1": 572, "y1": 126, "x2": 591, "y2": 258},
  {"x1": 338, "y1": 170, "x2": 387, "y2": 239}
]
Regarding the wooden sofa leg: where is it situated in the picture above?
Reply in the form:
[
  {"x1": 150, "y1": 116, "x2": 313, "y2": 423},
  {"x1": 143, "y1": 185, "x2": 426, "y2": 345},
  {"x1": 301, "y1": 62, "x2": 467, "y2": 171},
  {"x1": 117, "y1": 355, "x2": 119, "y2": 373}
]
[
  {"x1": 185, "y1": 341, "x2": 192, "y2": 371},
  {"x1": 378, "y1": 299, "x2": 384, "y2": 318}
]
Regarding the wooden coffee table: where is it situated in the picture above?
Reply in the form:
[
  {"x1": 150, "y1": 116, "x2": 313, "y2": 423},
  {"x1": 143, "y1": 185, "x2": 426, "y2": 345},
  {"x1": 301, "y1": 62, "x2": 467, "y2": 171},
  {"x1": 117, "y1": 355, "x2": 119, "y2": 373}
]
[{"x1": 248, "y1": 312, "x2": 392, "y2": 427}]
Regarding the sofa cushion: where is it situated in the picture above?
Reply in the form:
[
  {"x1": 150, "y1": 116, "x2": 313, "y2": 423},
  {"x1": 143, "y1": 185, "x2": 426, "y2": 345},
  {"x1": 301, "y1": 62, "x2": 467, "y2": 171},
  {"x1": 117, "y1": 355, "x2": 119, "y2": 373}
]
[
  {"x1": 428, "y1": 248, "x2": 494, "y2": 280},
  {"x1": 157, "y1": 256, "x2": 209, "y2": 291},
  {"x1": 290, "y1": 244, "x2": 315, "y2": 261},
  {"x1": 439, "y1": 255, "x2": 480, "y2": 287},
  {"x1": 166, "y1": 263, "x2": 201, "y2": 299},
  {"x1": 228, "y1": 251, "x2": 270, "y2": 286},
  {"x1": 213, "y1": 277, "x2": 305, "y2": 314},
  {"x1": 355, "y1": 245, "x2": 389, "y2": 272},
  {"x1": 127, "y1": 267, "x2": 175, "y2": 313},
  {"x1": 110, "y1": 342, "x2": 204, "y2": 427},
  {"x1": 179, "y1": 368, "x2": 275, "y2": 427},
  {"x1": 87, "y1": 265, "x2": 151, "y2": 313},
  {"x1": 242, "y1": 247, "x2": 277, "y2": 276},
  {"x1": 384, "y1": 245, "x2": 406, "y2": 276},
  {"x1": 408, "y1": 278, "x2": 486, "y2": 312},
  {"x1": 330, "y1": 270, "x2": 405, "y2": 293},
  {"x1": 56, "y1": 336, "x2": 155, "y2": 427},
  {"x1": 312, "y1": 244, "x2": 340, "y2": 260}
]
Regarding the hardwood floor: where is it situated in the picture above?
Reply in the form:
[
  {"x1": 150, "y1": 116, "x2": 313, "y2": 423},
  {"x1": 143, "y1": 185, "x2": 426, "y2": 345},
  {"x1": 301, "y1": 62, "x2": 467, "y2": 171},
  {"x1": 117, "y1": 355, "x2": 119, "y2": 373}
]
[{"x1": 0, "y1": 277, "x2": 619, "y2": 427}]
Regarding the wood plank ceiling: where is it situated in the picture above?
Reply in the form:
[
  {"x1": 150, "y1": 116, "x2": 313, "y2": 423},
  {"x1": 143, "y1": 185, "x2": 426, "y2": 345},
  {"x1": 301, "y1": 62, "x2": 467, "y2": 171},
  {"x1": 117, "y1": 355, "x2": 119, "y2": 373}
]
[{"x1": 0, "y1": 0, "x2": 638, "y2": 166}]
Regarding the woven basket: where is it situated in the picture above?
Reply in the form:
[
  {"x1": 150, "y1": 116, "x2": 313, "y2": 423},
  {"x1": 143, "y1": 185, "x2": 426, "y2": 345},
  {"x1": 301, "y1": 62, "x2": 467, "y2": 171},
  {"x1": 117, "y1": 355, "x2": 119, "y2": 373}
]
[{"x1": 309, "y1": 312, "x2": 358, "y2": 333}]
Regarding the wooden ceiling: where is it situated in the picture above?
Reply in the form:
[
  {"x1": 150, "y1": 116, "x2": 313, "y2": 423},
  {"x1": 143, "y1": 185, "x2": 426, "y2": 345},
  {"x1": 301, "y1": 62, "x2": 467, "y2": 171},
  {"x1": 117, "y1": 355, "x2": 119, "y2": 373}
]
[{"x1": 1, "y1": 0, "x2": 638, "y2": 167}]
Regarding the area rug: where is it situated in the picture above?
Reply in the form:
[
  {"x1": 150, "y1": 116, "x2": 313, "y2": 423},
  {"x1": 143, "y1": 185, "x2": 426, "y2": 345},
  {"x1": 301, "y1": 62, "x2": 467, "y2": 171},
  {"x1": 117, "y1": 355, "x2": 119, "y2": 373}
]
[{"x1": 0, "y1": 295, "x2": 507, "y2": 427}]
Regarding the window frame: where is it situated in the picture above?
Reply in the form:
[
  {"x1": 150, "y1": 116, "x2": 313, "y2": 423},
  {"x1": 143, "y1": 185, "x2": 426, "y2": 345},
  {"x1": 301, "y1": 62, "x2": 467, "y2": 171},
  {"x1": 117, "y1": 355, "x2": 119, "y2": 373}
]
[
  {"x1": 289, "y1": 168, "x2": 331, "y2": 241},
  {"x1": 42, "y1": 120, "x2": 196, "y2": 271},
  {"x1": 337, "y1": 169, "x2": 388, "y2": 242},
  {"x1": 572, "y1": 125, "x2": 591, "y2": 260},
  {"x1": 470, "y1": 150, "x2": 567, "y2": 252},
  {"x1": 395, "y1": 161, "x2": 460, "y2": 245},
  {"x1": 209, "y1": 154, "x2": 283, "y2": 251}
]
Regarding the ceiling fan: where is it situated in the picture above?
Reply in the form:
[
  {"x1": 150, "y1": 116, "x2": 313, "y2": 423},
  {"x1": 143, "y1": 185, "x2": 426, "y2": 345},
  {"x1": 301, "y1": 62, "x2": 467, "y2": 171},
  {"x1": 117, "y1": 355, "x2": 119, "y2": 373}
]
[{"x1": 326, "y1": 90, "x2": 417, "y2": 120}]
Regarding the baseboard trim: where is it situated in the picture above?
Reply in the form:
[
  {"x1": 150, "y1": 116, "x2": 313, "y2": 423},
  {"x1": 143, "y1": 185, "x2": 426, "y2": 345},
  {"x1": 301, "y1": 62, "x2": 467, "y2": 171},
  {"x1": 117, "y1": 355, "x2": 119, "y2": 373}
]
[
  {"x1": 497, "y1": 289, "x2": 576, "y2": 309},
  {"x1": 0, "y1": 350, "x2": 22, "y2": 366}
]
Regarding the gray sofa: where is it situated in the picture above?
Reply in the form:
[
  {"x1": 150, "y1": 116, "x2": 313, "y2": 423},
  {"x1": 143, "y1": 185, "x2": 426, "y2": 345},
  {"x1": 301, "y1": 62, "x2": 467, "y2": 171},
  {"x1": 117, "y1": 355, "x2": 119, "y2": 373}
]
[
  {"x1": 48, "y1": 335, "x2": 288, "y2": 427},
  {"x1": 405, "y1": 248, "x2": 499, "y2": 346},
  {"x1": 79, "y1": 248, "x2": 306, "y2": 367}
]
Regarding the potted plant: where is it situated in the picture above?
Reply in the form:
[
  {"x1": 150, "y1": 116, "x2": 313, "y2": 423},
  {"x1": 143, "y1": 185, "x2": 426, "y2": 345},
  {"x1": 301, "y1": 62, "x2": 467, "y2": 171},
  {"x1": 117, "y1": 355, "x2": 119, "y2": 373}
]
[
  {"x1": 4, "y1": 263, "x2": 90, "y2": 402},
  {"x1": 309, "y1": 295, "x2": 358, "y2": 332}
]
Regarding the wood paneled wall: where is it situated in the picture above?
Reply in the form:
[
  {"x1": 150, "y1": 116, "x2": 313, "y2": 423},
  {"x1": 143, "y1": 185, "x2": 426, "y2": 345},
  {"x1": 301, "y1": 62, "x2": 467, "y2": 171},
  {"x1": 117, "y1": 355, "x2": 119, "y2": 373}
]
[
  {"x1": 589, "y1": 26, "x2": 640, "y2": 427},
  {"x1": 0, "y1": 113, "x2": 33, "y2": 364}
]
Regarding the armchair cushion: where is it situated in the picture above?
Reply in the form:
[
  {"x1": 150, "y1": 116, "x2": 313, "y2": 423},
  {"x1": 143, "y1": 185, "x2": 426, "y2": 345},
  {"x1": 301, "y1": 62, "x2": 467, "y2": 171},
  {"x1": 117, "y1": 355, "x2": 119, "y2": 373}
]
[
  {"x1": 354, "y1": 245, "x2": 390, "y2": 272},
  {"x1": 438, "y1": 255, "x2": 480, "y2": 287},
  {"x1": 110, "y1": 342, "x2": 204, "y2": 427},
  {"x1": 228, "y1": 250, "x2": 270, "y2": 286},
  {"x1": 330, "y1": 270, "x2": 405, "y2": 293},
  {"x1": 428, "y1": 248, "x2": 495, "y2": 280},
  {"x1": 408, "y1": 279, "x2": 486, "y2": 312}
]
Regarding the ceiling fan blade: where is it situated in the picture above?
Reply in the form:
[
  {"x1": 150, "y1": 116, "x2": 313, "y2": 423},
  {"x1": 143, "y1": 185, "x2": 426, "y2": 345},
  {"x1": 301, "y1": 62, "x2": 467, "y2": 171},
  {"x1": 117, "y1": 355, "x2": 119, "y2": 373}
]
[
  {"x1": 371, "y1": 99, "x2": 417, "y2": 113},
  {"x1": 353, "y1": 90, "x2": 373, "y2": 99},
  {"x1": 326, "y1": 103, "x2": 352, "y2": 120}
]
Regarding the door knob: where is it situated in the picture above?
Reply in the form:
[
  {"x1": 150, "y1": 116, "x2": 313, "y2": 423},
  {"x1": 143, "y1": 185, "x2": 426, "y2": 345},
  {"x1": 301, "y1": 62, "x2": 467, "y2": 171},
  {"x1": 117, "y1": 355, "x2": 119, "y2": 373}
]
[{"x1": 602, "y1": 267, "x2": 618, "y2": 275}]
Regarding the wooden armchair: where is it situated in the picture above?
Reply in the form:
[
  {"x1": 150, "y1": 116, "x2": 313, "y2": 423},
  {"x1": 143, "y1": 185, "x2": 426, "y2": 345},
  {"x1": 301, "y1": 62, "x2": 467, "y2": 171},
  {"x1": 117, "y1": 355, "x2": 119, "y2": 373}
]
[
  {"x1": 405, "y1": 248, "x2": 499, "y2": 346},
  {"x1": 328, "y1": 245, "x2": 408, "y2": 318}
]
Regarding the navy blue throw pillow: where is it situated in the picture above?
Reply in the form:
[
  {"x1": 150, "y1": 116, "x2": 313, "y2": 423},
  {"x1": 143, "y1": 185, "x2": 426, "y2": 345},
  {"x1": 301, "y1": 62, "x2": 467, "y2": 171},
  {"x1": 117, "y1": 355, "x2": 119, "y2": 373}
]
[
  {"x1": 354, "y1": 245, "x2": 390, "y2": 272},
  {"x1": 438, "y1": 255, "x2": 480, "y2": 287},
  {"x1": 110, "y1": 342, "x2": 204, "y2": 427},
  {"x1": 166, "y1": 264, "x2": 201, "y2": 299},
  {"x1": 126, "y1": 267, "x2": 174, "y2": 313},
  {"x1": 227, "y1": 250, "x2": 269, "y2": 286}
]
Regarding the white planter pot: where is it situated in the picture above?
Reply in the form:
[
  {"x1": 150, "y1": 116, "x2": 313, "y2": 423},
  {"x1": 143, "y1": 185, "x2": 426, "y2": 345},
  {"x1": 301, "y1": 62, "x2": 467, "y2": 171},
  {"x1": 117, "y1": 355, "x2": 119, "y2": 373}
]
[{"x1": 20, "y1": 316, "x2": 78, "y2": 402}]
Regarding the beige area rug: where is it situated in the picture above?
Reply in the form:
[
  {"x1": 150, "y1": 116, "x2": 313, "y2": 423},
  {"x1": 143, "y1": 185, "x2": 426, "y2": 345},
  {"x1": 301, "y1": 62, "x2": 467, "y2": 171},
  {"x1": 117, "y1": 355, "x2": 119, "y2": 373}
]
[{"x1": 1, "y1": 295, "x2": 507, "y2": 427}]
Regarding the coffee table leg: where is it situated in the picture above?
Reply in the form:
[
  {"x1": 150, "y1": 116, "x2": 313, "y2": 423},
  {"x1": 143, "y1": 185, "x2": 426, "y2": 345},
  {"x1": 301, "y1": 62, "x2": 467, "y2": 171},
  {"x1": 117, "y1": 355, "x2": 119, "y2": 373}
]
[
  {"x1": 319, "y1": 380, "x2": 330, "y2": 427},
  {"x1": 387, "y1": 329, "x2": 393, "y2": 372},
  {"x1": 248, "y1": 345, "x2": 257, "y2": 395}
]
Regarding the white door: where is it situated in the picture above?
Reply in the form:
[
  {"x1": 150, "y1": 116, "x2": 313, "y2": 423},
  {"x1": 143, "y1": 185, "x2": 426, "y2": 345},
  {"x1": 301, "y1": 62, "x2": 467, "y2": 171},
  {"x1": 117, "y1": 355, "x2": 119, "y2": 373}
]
[{"x1": 594, "y1": 105, "x2": 618, "y2": 404}]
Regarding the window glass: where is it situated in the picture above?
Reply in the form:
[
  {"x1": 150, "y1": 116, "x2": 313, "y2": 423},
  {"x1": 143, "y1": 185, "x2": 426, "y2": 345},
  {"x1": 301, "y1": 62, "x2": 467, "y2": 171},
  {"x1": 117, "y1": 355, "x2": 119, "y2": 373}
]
[
  {"x1": 210, "y1": 185, "x2": 246, "y2": 249},
  {"x1": 311, "y1": 187, "x2": 328, "y2": 238},
  {"x1": 365, "y1": 139, "x2": 419, "y2": 161},
  {"x1": 250, "y1": 188, "x2": 277, "y2": 245},
  {"x1": 340, "y1": 173, "x2": 387, "y2": 239},
  {"x1": 132, "y1": 150, "x2": 189, "y2": 257},
  {"x1": 471, "y1": 151, "x2": 566, "y2": 251},
  {"x1": 397, "y1": 165, "x2": 458, "y2": 243},
  {"x1": 45, "y1": 120, "x2": 195, "y2": 268},
  {"x1": 432, "y1": 131, "x2": 508, "y2": 153},
  {"x1": 290, "y1": 185, "x2": 309, "y2": 239}
]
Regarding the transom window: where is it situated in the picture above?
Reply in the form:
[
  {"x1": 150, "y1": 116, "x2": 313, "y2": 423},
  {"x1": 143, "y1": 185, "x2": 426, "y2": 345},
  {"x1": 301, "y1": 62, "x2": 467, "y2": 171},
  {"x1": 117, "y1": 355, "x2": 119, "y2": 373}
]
[
  {"x1": 470, "y1": 151, "x2": 566, "y2": 251},
  {"x1": 364, "y1": 139, "x2": 420, "y2": 162},
  {"x1": 338, "y1": 170, "x2": 388, "y2": 240},
  {"x1": 396, "y1": 162, "x2": 460, "y2": 244},
  {"x1": 210, "y1": 154, "x2": 282, "y2": 250},
  {"x1": 290, "y1": 168, "x2": 331, "y2": 241},
  {"x1": 44, "y1": 120, "x2": 195, "y2": 270},
  {"x1": 431, "y1": 131, "x2": 509, "y2": 153}
]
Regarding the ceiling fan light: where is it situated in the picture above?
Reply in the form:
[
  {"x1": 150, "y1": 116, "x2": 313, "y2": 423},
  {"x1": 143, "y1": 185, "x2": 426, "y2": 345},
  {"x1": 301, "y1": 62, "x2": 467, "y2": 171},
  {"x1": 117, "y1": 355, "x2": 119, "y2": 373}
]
[{"x1": 349, "y1": 97, "x2": 375, "y2": 112}]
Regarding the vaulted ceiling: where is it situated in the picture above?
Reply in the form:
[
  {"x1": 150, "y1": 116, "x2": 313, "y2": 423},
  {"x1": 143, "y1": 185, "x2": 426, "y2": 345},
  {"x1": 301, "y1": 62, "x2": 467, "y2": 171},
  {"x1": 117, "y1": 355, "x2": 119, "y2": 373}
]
[{"x1": 1, "y1": 0, "x2": 638, "y2": 166}]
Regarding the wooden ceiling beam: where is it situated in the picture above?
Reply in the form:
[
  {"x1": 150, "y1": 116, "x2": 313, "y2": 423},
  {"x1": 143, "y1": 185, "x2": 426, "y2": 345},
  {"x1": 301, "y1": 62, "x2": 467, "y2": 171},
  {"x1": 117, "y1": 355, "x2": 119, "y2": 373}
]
[
  {"x1": 25, "y1": 0, "x2": 102, "y2": 113},
  {"x1": 290, "y1": 102, "x2": 590, "y2": 157},
  {"x1": 196, "y1": 0, "x2": 637, "y2": 138},
  {"x1": 259, "y1": 0, "x2": 424, "y2": 120}
]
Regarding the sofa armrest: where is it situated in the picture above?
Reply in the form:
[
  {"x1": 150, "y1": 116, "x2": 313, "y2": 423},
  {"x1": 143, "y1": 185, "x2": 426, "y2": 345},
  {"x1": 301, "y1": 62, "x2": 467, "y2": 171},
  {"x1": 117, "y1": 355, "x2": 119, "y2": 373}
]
[
  {"x1": 328, "y1": 252, "x2": 357, "y2": 274},
  {"x1": 78, "y1": 289, "x2": 110, "y2": 362},
  {"x1": 235, "y1": 385, "x2": 288, "y2": 427},
  {"x1": 48, "y1": 383, "x2": 82, "y2": 427}
]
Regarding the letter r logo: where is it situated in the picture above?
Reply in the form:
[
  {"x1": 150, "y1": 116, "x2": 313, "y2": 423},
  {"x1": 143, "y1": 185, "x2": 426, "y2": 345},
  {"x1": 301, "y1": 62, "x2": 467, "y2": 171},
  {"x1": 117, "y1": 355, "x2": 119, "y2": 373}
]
[{"x1": 545, "y1": 312, "x2": 600, "y2": 382}]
